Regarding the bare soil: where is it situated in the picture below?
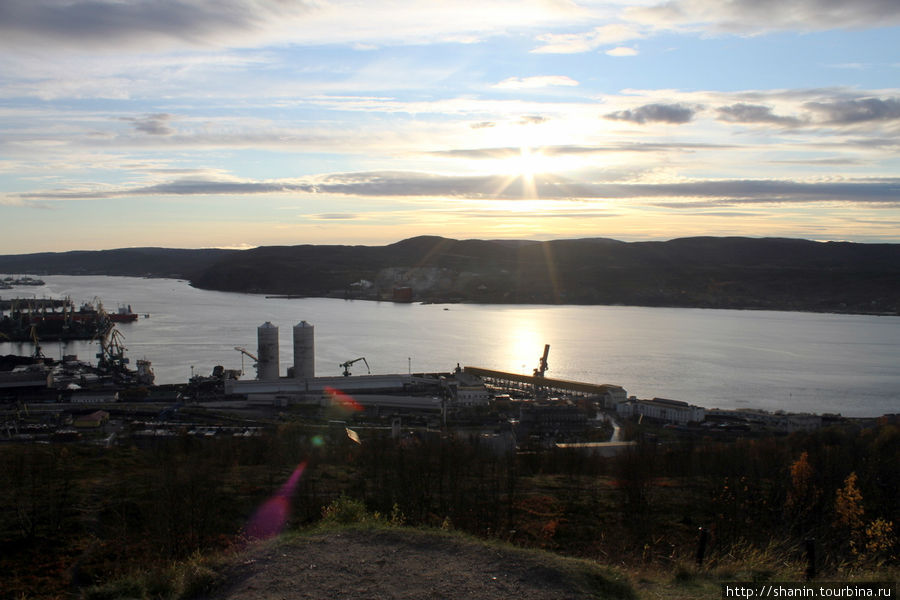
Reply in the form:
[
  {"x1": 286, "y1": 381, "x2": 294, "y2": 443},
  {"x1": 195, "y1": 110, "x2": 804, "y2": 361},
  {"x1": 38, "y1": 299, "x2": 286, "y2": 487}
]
[{"x1": 206, "y1": 528, "x2": 633, "y2": 600}]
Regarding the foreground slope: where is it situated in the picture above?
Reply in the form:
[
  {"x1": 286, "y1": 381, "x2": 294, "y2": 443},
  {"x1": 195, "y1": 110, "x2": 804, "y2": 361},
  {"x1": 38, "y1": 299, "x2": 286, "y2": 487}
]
[{"x1": 208, "y1": 528, "x2": 634, "y2": 600}]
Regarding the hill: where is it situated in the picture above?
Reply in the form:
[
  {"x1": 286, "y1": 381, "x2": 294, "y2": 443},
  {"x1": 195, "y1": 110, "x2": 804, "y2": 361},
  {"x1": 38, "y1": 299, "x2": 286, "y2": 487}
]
[
  {"x1": 0, "y1": 247, "x2": 236, "y2": 279},
  {"x1": 201, "y1": 528, "x2": 635, "y2": 600},
  {"x1": 2, "y1": 236, "x2": 898, "y2": 314}
]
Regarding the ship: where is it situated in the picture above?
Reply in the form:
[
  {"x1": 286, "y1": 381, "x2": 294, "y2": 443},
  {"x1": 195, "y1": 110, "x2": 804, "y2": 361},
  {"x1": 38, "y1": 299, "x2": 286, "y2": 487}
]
[
  {"x1": 69, "y1": 301, "x2": 139, "y2": 323},
  {"x1": 0, "y1": 297, "x2": 139, "y2": 342},
  {"x1": 1, "y1": 276, "x2": 45, "y2": 286}
]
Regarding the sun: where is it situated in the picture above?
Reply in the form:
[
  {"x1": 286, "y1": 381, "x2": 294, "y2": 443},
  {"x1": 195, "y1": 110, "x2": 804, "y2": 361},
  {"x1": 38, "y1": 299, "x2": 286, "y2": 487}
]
[
  {"x1": 489, "y1": 146, "x2": 551, "y2": 200},
  {"x1": 511, "y1": 147, "x2": 543, "y2": 199},
  {"x1": 509, "y1": 146, "x2": 546, "y2": 179}
]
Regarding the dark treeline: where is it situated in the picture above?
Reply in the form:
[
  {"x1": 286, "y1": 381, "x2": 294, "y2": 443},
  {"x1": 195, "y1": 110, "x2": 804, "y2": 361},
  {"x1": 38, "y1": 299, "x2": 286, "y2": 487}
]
[
  {"x1": 2, "y1": 236, "x2": 899, "y2": 313},
  {"x1": 1, "y1": 419, "x2": 897, "y2": 597}
]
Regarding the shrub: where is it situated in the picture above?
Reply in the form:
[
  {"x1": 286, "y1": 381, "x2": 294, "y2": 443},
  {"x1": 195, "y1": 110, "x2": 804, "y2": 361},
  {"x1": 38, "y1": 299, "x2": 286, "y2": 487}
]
[{"x1": 321, "y1": 495, "x2": 370, "y2": 525}]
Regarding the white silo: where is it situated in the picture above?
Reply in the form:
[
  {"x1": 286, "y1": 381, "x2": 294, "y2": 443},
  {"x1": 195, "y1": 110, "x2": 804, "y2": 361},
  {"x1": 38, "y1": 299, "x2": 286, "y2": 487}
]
[
  {"x1": 257, "y1": 321, "x2": 280, "y2": 380},
  {"x1": 293, "y1": 320, "x2": 315, "y2": 379}
]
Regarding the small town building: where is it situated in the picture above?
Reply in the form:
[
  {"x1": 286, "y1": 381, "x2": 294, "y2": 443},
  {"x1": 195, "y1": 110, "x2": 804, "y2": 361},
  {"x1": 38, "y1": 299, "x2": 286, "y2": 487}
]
[{"x1": 518, "y1": 402, "x2": 589, "y2": 437}]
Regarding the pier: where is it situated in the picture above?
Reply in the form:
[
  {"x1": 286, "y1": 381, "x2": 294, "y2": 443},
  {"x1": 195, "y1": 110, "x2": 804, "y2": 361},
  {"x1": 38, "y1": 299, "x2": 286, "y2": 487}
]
[{"x1": 462, "y1": 366, "x2": 626, "y2": 406}]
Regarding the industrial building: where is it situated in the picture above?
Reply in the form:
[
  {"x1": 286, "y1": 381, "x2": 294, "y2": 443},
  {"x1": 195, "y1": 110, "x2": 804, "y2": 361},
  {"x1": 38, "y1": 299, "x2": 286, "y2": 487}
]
[
  {"x1": 256, "y1": 321, "x2": 280, "y2": 380},
  {"x1": 225, "y1": 320, "x2": 447, "y2": 412},
  {"x1": 616, "y1": 397, "x2": 706, "y2": 425},
  {"x1": 441, "y1": 367, "x2": 491, "y2": 407},
  {"x1": 462, "y1": 366, "x2": 626, "y2": 407},
  {"x1": 226, "y1": 322, "x2": 636, "y2": 426}
]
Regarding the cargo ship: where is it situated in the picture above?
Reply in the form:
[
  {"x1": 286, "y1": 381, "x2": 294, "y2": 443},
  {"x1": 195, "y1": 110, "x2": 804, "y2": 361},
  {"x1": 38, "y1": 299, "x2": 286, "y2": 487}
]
[
  {"x1": 64, "y1": 301, "x2": 139, "y2": 323},
  {"x1": 0, "y1": 297, "x2": 138, "y2": 341}
]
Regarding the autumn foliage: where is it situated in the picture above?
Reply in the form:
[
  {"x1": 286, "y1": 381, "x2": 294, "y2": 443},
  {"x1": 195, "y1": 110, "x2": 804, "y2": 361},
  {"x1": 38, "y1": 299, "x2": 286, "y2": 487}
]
[{"x1": 1, "y1": 418, "x2": 898, "y2": 597}]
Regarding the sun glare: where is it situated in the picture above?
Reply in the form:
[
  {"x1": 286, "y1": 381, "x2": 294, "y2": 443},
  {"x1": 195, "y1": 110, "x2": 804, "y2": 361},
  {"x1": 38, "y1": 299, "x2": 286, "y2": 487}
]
[
  {"x1": 509, "y1": 147, "x2": 545, "y2": 178},
  {"x1": 486, "y1": 146, "x2": 559, "y2": 201}
]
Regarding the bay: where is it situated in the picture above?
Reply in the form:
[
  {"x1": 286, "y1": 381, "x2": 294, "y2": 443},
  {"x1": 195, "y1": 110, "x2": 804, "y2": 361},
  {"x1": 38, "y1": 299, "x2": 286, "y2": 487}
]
[{"x1": 1, "y1": 275, "x2": 898, "y2": 417}]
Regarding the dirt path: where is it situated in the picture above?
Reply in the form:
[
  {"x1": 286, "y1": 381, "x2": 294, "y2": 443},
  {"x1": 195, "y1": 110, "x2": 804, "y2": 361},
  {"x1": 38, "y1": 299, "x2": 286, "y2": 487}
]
[{"x1": 206, "y1": 528, "x2": 633, "y2": 600}]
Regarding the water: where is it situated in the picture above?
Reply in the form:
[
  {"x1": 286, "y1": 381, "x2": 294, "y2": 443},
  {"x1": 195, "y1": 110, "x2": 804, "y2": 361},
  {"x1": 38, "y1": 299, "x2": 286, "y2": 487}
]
[{"x1": 2, "y1": 275, "x2": 898, "y2": 417}]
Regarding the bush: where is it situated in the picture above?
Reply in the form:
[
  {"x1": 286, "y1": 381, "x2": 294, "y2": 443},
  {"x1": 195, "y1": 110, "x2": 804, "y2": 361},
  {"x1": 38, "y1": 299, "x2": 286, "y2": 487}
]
[{"x1": 321, "y1": 495, "x2": 370, "y2": 525}]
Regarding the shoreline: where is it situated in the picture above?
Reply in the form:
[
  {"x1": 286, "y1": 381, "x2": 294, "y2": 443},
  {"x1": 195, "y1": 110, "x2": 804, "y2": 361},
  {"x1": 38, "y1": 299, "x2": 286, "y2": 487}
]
[{"x1": 3, "y1": 271, "x2": 898, "y2": 318}]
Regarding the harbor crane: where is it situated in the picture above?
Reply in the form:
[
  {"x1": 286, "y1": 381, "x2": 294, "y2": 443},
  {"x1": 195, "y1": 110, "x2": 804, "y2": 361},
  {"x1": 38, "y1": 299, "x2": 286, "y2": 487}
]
[
  {"x1": 30, "y1": 325, "x2": 44, "y2": 359},
  {"x1": 233, "y1": 346, "x2": 258, "y2": 376},
  {"x1": 533, "y1": 344, "x2": 550, "y2": 377},
  {"x1": 340, "y1": 357, "x2": 370, "y2": 377}
]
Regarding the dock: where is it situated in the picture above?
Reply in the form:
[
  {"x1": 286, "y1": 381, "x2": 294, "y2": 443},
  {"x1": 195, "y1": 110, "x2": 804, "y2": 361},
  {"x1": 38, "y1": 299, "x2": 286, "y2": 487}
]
[{"x1": 462, "y1": 366, "x2": 626, "y2": 406}]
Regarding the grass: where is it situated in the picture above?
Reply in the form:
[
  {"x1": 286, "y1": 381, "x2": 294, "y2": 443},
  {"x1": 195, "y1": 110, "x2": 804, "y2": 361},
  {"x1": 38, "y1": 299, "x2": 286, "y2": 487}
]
[
  {"x1": 82, "y1": 495, "x2": 635, "y2": 600},
  {"x1": 80, "y1": 516, "x2": 898, "y2": 600},
  {"x1": 628, "y1": 552, "x2": 900, "y2": 600},
  {"x1": 77, "y1": 494, "x2": 899, "y2": 600},
  {"x1": 81, "y1": 551, "x2": 229, "y2": 600}
]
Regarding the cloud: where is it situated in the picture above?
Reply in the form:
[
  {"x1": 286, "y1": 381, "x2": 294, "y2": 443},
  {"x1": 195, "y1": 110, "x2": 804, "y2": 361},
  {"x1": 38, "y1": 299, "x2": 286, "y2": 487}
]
[
  {"x1": 19, "y1": 172, "x2": 900, "y2": 207},
  {"x1": 539, "y1": 142, "x2": 734, "y2": 154},
  {"x1": 716, "y1": 103, "x2": 804, "y2": 127},
  {"x1": 626, "y1": 0, "x2": 900, "y2": 34},
  {"x1": 517, "y1": 115, "x2": 549, "y2": 125},
  {"x1": 121, "y1": 113, "x2": 175, "y2": 136},
  {"x1": 429, "y1": 142, "x2": 734, "y2": 160},
  {"x1": 313, "y1": 213, "x2": 359, "y2": 220},
  {"x1": 470, "y1": 121, "x2": 496, "y2": 129},
  {"x1": 493, "y1": 75, "x2": 579, "y2": 90},
  {"x1": 0, "y1": 0, "x2": 587, "y2": 53},
  {"x1": 460, "y1": 209, "x2": 620, "y2": 219},
  {"x1": 0, "y1": 194, "x2": 27, "y2": 207},
  {"x1": 804, "y1": 97, "x2": 900, "y2": 124},
  {"x1": 532, "y1": 23, "x2": 645, "y2": 54},
  {"x1": 0, "y1": 0, "x2": 315, "y2": 50},
  {"x1": 135, "y1": 178, "x2": 306, "y2": 195},
  {"x1": 605, "y1": 46, "x2": 638, "y2": 57},
  {"x1": 604, "y1": 103, "x2": 696, "y2": 124},
  {"x1": 769, "y1": 157, "x2": 864, "y2": 166}
]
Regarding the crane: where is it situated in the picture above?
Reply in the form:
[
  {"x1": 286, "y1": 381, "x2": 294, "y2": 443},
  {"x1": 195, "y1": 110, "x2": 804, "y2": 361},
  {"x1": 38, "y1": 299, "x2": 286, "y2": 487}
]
[
  {"x1": 30, "y1": 325, "x2": 44, "y2": 360},
  {"x1": 340, "y1": 357, "x2": 370, "y2": 377},
  {"x1": 234, "y1": 346, "x2": 258, "y2": 376},
  {"x1": 533, "y1": 344, "x2": 550, "y2": 378},
  {"x1": 93, "y1": 324, "x2": 130, "y2": 381}
]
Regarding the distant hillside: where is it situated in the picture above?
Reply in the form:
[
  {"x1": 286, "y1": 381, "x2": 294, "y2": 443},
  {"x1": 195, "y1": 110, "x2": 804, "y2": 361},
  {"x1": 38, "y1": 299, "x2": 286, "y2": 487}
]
[
  {"x1": 1, "y1": 237, "x2": 898, "y2": 314},
  {"x1": 0, "y1": 247, "x2": 237, "y2": 279}
]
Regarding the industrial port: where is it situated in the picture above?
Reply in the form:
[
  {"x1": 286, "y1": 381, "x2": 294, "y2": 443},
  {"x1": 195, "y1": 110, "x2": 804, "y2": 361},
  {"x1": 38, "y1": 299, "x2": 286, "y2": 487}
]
[
  {"x1": 0, "y1": 295, "x2": 139, "y2": 342},
  {"x1": 2, "y1": 314, "x2": 848, "y2": 449}
]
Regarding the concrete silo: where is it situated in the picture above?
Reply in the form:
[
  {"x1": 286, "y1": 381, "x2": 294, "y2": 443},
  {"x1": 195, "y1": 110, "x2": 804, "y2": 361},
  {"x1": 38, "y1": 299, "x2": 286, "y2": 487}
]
[
  {"x1": 293, "y1": 320, "x2": 315, "y2": 379},
  {"x1": 257, "y1": 321, "x2": 280, "y2": 380}
]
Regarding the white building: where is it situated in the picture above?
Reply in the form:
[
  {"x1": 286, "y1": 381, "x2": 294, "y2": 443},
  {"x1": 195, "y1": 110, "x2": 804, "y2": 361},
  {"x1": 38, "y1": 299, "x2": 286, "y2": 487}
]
[
  {"x1": 440, "y1": 368, "x2": 491, "y2": 407},
  {"x1": 616, "y1": 397, "x2": 706, "y2": 425}
]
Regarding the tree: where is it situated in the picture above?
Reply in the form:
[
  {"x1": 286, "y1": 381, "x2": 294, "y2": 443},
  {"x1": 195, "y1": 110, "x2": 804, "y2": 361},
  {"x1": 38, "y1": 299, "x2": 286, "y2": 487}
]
[
  {"x1": 834, "y1": 471, "x2": 865, "y2": 557},
  {"x1": 786, "y1": 451, "x2": 820, "y2": 532}
]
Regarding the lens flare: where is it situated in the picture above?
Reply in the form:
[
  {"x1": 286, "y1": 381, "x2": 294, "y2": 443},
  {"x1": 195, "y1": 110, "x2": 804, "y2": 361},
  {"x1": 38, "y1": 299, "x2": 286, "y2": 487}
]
[
  {"x1": 245, "y1": 461, "x2": 307, "y2": 540},
  {"x1": 325, "y1": 386, "x2": 363, "y2": 412}
]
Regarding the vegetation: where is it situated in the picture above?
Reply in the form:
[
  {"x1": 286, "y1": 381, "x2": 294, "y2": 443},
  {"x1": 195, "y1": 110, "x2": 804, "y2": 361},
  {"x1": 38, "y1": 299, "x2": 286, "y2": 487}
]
[
  {"x1": 1, "y1": 417, "x2": 897, "y2": 598},
  {"x1": 2, "y1": 236, "x2": 898, "y2": 313}
]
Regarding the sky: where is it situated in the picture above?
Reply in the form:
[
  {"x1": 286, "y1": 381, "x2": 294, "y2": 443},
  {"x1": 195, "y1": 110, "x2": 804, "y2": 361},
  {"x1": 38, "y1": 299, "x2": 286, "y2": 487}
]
[{"x1": 1, "y1": 0, "x2": 900, "y2": 254}]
